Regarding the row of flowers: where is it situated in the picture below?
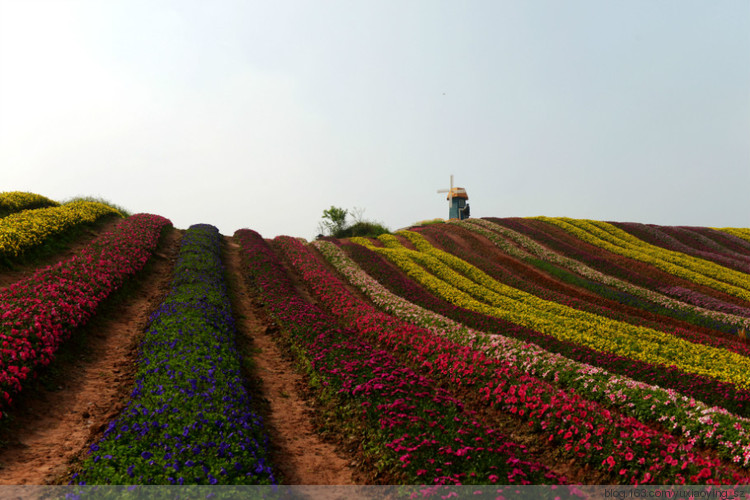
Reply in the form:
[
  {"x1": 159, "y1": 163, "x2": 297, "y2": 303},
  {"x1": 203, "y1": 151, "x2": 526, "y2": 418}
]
[
  {"x1": 663, "y1": 226, "x2": 750, "y2": 257},
  {"x1": 0, "y1": 191, "x2": 58, "y2": 218},
  {"x1": 0, "y1": 200, "x2": 122, "y2": 261},
  {"x1": 73, "y1": 224, "x2": 275, "y2": 485},
  {"x1": 609, "y1": 222, "x2": 750, "y2": 276},
  {"x1": 409, "y1": 225, "x2": 750, "y2": 357},
  {"x1": 480, "y1": 218, "x2": 750, "y2": 335},
  {"x1": 720, "y1": 228, "x2": 750, "y2": 247},
  {"x1": 274, "y1": 234, "x2": 749, "y2": 485},
  {"x1": 413, "y1": 223, "x2": 687, "y2": 334},
  {"x1": 699, "y1": 227, "x2": 750, "y2": 255},
  {"x1": 313, "y1": 239, "x2": 750, "y2": 469},
  {"x1": 535, "y1": 217, "x2": 750, "y2": 304},
  {"x1": 0, "y1": 213, "x2": 171, "y2": 418},
  {"x1": 462, "y1": 218, "x2": 750, "y2": 330},
  {"x1": 337, "y1": 239, "x2": 750, "y2": 419},
  {"x1": 352, "y1": 231, "x2": 750, "y2": 391},
  {"x1": 236, "y1": 229, "x2": 563, "y2": 486},
  {"x1": 417, "y1": 222, "x2": 750, "y2": 345}
]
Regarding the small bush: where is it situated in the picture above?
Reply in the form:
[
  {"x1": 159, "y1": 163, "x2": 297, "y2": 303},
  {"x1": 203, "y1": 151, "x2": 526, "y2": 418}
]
[
  {"x1": 62, "y1": 195, "x2": 131, "y2": 217},
  {"x1": 317, "y1": 206, "x2": 390, "y2": 239},
  {"x1": 335, "y1": 221, "x2": 390, "y2": 238}
]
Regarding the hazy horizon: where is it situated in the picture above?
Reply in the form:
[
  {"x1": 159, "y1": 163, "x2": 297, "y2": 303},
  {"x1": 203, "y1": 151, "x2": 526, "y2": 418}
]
[{"x1": 2, "y1": 0, "x2": 748, "y2": 239}]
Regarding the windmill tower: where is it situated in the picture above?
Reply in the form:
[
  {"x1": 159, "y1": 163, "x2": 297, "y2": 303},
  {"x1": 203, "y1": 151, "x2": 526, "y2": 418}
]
[{"x1": 437, "y1": 174, "x2": 470, "y2": 220}]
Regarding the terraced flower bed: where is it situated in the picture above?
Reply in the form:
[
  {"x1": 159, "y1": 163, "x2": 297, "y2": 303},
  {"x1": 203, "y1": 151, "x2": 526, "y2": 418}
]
[
  {"x1": 333, "y1": 238, "x2": 750, "y2": 416},
  {"x1": 351, "y1": 232, "x2": 750, "y2": 392},
  {"x1": 535, "y1": 217, "x2": 750, "y2": 304},
  {"x1": 610, "y1": 222, "x2": 750, "y2": 275},
  {"x1": 461, "y1": 218, "x2": 750, "y2": 330}
]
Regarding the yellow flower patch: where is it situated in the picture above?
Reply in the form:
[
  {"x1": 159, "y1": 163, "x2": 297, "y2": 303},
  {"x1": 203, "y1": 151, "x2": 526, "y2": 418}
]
[
  {"x1": 717, "y1": 227, "x2": 750, "y2": 246},
  {"x1": 0, "y1": 191, "x2": 58, "y2": 217},
  {"x1": 0, "y1": 200, "x2": 120, "y2": 259}
]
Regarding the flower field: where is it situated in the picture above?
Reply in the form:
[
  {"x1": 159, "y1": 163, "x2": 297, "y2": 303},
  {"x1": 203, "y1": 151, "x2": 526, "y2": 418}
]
[{"x1": 2, "y1": 193, "x2": 750, "y2": 487}]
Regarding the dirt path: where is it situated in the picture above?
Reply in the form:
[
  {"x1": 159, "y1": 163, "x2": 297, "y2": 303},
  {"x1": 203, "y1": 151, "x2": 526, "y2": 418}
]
[
  {"x1": 223, "y1": 237, "x2": 358, "y2": 485},
  {"x1": 0, "y1": 227, "x2": 181, "y2": 485}
]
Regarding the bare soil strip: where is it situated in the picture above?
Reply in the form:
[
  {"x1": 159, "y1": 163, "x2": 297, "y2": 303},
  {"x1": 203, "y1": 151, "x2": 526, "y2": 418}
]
[
  {"x1": 0, "y1": 227, "x2": 181, "y2": 485},
  {"x1": 223, "y1": 237, "x2": 358, "y2": 485}
]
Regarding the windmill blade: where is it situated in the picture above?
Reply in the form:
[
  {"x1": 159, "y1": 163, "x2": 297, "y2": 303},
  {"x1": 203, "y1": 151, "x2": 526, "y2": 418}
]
[{"x1": 438, "y1": 175, "x2": 457, "y2": 206}]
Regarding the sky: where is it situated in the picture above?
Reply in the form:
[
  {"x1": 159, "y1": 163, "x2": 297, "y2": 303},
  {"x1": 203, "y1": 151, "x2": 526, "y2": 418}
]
[{"x1": 1, "y1": 0, "x2": 748, "y2": 239}]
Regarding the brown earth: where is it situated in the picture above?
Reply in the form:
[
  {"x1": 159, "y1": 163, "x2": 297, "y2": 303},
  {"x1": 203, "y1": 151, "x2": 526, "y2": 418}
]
[
  {"x1": 223, "y1": 236, "x2": 359, "y2": 485},
  {"x1": 0, "y1": 226, "x2": 182, "y2": 485}
]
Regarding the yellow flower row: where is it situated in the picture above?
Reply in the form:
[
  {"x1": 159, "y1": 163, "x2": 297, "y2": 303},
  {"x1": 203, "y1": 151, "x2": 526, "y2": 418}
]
[
  {"x1": 412, "y1": 218, "x2": 447, "y2": 226},
  {"x1": 535, "y1": 217, "x2": 750, "y2": 303},
  {"x1": 351, "y1": 233, "x2": 750, "y2": 389},
  {"x1": 0, "y1": 200, "x2": 121, "y2": 259},
  {"x1": 0, "y1": 191, "x2": 58, "y2": 217},
  {"x1": 718, "y1": 227, "x2": 750, "y2": 246},
  {"x1": 457, "y1": 218, "x2": 750, "y2": 330}
]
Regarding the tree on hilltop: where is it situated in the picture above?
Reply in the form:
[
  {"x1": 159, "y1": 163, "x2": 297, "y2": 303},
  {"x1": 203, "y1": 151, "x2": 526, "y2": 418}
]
[
  {"x1": 317, "y1": 206, "x2": 390, "y2": 238},
  {"x1": 318, "y1": 206, "x2": 349, "y2": 236}
]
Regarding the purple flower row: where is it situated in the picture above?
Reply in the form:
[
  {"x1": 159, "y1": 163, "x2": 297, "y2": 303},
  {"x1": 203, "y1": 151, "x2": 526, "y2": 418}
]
[{"x1": 74, "y1": 224, "x2": 275, "y2": 485}]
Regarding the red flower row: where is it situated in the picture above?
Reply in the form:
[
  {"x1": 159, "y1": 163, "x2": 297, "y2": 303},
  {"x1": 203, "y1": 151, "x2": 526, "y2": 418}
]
[{"x1": 0, "y1": 214, "x2": 171, "y2": 417}]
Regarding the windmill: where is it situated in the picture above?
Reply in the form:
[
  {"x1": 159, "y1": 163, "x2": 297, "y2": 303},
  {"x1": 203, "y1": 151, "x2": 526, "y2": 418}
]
[{"x1": 437, "y1": 174, "x2": 470, "y2": 220}]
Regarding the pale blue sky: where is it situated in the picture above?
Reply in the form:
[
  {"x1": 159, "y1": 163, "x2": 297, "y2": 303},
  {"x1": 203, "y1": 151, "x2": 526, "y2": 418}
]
[{"x1": 1, "y1": 0, "x2": 748, "y2": 238}]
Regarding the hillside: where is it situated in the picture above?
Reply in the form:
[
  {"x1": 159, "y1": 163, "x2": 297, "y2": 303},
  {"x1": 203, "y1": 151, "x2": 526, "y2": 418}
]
[{"x1": 1, "y1": 192, "x2": 750, "y2": 488}]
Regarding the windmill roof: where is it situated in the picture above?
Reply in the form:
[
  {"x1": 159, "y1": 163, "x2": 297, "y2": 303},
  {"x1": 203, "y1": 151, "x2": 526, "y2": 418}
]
[{"x1": 446, "y1": 187, "x2": 468, "y2": 200}]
